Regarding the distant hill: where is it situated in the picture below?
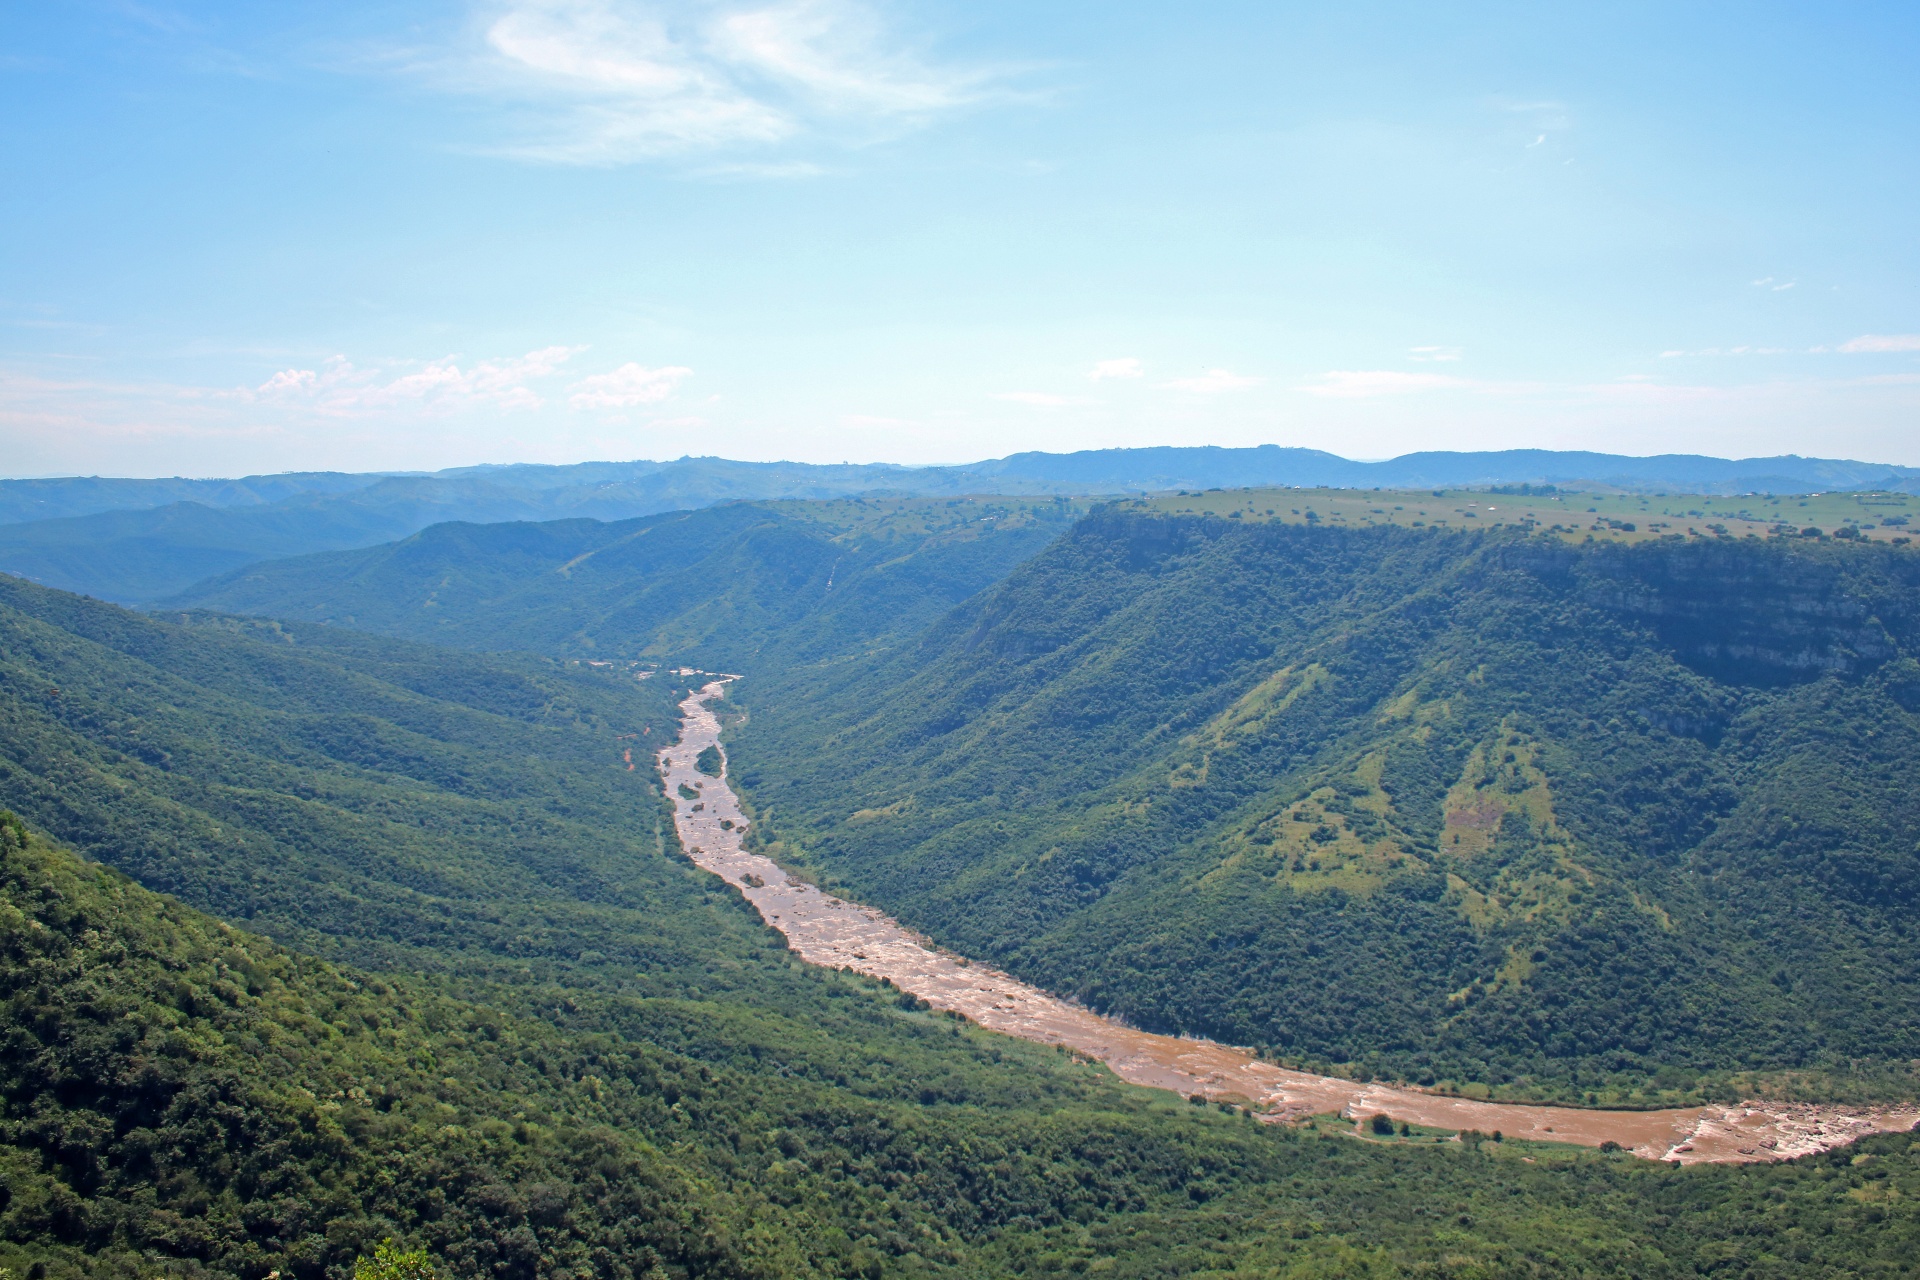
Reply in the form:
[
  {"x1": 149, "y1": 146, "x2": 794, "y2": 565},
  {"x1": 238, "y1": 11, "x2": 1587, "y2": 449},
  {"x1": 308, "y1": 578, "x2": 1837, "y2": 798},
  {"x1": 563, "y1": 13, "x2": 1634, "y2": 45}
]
[
  {"x1": 967, "y1": 446, "x2": 1920, "y2": 496},
  {"x1": 6, "y1": 447, "x2": 1917, "y2": 603},
  {"x1": 723, "y1": 515, "x2": 1920, "y2": 1106},
  {"x1": 163, "y1": 495, "x2": 1087, "y2": 665}
]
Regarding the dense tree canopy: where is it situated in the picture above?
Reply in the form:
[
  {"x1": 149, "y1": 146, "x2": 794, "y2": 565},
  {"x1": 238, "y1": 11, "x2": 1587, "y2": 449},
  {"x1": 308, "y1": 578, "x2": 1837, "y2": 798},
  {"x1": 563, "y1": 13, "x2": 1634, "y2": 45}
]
[{"x1": 731, "y1": 517, "x2": 1920, "y2": 1105}]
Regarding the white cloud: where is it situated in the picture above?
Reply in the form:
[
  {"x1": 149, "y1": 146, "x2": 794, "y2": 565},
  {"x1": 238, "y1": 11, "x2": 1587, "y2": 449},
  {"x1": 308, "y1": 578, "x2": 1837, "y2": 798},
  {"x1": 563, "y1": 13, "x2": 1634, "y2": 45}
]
[
  {"x1": 1157, "y1": 368, "x2": 1262, "y2": 394},
  {"x1": 1840, "y1": 334, "x2": 1920, "y2": 353},
  {"x1": 1408, "y1": 345, "x2": 1462, "y2": 362},
  {"x1": 1087, "y1": 357, "x2": 1143, "y2": 381},
  {"x1": 994, "y1": 391, "x2": 1088, "y2": 407},
  {"x1": 715, "y1": 1, "x2": 992, "y2": 114},
  {"x1": 568, "y1": 361, "x2": 693, "y2": 408},
  {"x1": 257, "y1": 367, "x2": 318, "y2": 395},
  {"x1": 1299, "y1": 370, "x2": 1472, "y2": 398},
  {"x1": 466, "y1": 0, "x2": 1013, "y2": 164},
  {"x1": 254, "y1": 346, "x2": 583, "y2": 414}
]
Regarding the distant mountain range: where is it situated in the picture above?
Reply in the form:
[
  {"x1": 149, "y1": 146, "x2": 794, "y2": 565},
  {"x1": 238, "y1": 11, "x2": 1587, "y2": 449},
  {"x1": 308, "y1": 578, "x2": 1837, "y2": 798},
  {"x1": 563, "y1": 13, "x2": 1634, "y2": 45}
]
[{"x1": 4, "y1": 447, "x2": 1917, "y2": 602}]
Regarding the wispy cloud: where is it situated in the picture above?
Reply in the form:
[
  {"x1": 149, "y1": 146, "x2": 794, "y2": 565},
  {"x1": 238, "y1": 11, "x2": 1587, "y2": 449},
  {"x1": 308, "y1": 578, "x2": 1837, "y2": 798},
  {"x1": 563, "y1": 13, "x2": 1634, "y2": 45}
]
[
  {"x1": 1840, "y1": 334, "x2": 1920, "y2": 353},
  {"x1": 1087, "y1": 357, "x2": 1143, "y2": 381},
  {"x1": 1299, "y1": 370, "x2": 1473, "y2": 398},
  {"x1": 1158, "y1": 368, "x2": 1261, "y2": 394},
  {"x1": 569, "y1": 361, "x2": 693, "y2": 407},
  {"x1": 1495, "y1": 97, "x2": 1571, "y2": 152},
  {"x1": 1750, "y1": 276, "x2": 1797, "y2": 292},
  {"x1": 1408, "y1": 345, "x2": 1461, "y2": 363},
  {"x1": 253, "y1": 346, "x2": 584, "y2": 414},
  {"x1": 245, "y1": 347, "x2": 692, "y2": 416},
  {"x1": 1656, "y1": 335, "x2": 1920, "y2": 357},
  {"x1": 458, "y1": 0, "x2": 1017, "y2": 164},
  {"x1": 1657, "y1": 346, "x2": 1794, "y2": 358},
  {"x1": 994, "y1": 390, "x2": 1088, "y2": 407}
]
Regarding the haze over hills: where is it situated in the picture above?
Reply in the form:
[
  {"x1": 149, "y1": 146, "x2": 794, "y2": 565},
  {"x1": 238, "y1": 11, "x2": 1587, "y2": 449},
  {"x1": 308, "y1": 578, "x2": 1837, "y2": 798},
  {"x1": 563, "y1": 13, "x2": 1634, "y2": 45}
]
[
  {"x1": 10, "y1": 449, "x2": 1919, "y2": 527},
  {"x1": 6, "y1": 446, "x2": 1920, "y2": 604},
  {"x1": 164, "y1": 496, "x2": 1089, "y2": 663}
]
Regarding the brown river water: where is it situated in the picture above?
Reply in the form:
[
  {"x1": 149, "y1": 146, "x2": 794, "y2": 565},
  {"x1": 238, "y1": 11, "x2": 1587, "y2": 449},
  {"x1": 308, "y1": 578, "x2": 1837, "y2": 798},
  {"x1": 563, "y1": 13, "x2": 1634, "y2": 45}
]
[{"x1": 662, "y1": 681, "x2": 1918, "y2": 1164}]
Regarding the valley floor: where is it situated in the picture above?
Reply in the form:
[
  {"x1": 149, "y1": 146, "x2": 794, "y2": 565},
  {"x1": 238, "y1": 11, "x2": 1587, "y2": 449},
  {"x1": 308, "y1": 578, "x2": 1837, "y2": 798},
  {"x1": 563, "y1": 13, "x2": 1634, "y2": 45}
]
[{"x1": 664, "y1": 680, "x2": 1920, "y2": 1166}]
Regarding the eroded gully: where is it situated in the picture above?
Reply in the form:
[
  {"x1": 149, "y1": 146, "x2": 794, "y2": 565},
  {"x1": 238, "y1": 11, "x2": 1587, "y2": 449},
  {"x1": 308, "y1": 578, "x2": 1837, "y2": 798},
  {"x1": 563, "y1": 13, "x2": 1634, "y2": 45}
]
[{"x1": 661, "y1": 680, "x2": 1917, "y2": 1165}]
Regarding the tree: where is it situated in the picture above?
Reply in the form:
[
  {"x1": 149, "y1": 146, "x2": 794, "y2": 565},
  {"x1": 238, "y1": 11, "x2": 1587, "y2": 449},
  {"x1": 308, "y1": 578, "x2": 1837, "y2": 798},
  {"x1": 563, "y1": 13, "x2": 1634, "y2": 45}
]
[{"x1": 354, "y1": 1241, "x2": 437, "y2": 1280}]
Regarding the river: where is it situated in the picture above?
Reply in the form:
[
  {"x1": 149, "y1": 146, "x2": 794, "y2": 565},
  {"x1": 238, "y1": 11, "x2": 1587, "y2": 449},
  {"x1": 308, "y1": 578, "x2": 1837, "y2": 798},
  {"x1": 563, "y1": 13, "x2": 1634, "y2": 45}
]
[{"x1": 661, "y1": 680, "x2": 1917, "y2": 1164}]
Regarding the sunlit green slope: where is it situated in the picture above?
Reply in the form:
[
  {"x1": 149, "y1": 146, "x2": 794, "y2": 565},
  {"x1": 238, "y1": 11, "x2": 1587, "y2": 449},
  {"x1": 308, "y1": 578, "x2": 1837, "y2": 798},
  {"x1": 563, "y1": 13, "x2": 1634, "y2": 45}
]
[
  {"x1": 731, "y1": 513, "x2": 1920, "y2": 1105},
  {"x1": 8, "y1": 808, "x2": 1920, "y2": 1280}
]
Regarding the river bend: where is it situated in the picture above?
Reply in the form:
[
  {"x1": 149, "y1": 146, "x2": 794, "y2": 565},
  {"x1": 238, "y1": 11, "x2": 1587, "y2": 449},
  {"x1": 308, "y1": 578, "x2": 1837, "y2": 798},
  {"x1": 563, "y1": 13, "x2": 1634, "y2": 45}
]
[{"x1": 660, "y1": 681, "x2": 1916, "y2": 1164}]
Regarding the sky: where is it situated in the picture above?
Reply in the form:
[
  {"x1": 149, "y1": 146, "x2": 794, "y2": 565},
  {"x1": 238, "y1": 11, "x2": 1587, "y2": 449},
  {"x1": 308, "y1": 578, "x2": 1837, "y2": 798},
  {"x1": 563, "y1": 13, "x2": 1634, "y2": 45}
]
[{"x1": 2, "y1": 1, "x2": 1918, "y2": 477}]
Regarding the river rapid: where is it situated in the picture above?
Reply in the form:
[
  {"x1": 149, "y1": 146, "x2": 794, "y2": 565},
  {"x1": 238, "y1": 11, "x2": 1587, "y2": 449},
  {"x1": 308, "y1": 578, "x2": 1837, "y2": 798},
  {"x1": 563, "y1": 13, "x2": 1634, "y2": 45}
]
[{"x1": 661, "y1": 680, "x2": 1917, "y2": 1164}]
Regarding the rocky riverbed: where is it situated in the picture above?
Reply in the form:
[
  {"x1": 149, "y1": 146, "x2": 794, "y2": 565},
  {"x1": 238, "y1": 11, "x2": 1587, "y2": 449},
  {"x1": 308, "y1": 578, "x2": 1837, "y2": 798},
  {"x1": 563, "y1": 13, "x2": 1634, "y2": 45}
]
[{"x1": 662, "y1": 679, "x2": 1919, "y2": 1164}]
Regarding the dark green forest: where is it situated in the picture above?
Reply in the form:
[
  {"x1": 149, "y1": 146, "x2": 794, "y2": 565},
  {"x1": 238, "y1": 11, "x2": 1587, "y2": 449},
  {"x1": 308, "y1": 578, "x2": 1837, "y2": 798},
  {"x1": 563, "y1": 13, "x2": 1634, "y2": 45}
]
[
  {"x1": 7, "y1": 804, "x2": 1920, "y2": 1280},
  {"x1": 727, "y1": 514, "x2": 1920, "y2": 1106},
  {"x1": 7, "y1": 496, "x2": 1920, "y2": 1276}
]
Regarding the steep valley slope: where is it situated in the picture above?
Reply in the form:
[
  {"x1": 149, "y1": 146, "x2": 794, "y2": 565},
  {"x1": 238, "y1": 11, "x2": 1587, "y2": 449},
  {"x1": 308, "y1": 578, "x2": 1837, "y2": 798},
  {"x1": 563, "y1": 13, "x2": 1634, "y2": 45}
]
[
  {"x1": 13, "y1": 576, "x2": 1920, "y2": 1277},
  {"x1": 35, "y1": 496, "x2": 1920, "y2": 1273},
  {"x1": 726, "y1": 512, "x2": 1920, "y2": 1107}
]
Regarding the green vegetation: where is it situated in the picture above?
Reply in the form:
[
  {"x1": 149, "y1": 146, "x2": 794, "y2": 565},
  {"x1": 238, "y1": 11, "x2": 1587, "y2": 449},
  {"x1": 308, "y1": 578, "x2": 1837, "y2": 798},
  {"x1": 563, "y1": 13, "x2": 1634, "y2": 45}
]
[
  {"x1": 1139, "y1": 484, "x2": 1918, "y2": 545},
  {"x1": 730, "y1": 513, "x2": 1920, "y2": 1106},
  {"x1": 0, "y1": 459, "x2": 1090, "y2": 604},
  {"x1": 355, "y1": 1243, "x2": 439, "y2": 1280},
  {"x1": 6, "y1": 805, "x2": 1920, "y2": 1280},
  {"x1": 11, "y1": 490, "x2": 1920, "y2": 1273},
  {"x1": 695, "y1": 745, "x2": 725, "y2": 777},
  {"x1": 167, "y1": 496, "x2": 1089, "y2": 670},
  {"x1": 9, "y1": 447, "x2": 1917, "y2": 603}
]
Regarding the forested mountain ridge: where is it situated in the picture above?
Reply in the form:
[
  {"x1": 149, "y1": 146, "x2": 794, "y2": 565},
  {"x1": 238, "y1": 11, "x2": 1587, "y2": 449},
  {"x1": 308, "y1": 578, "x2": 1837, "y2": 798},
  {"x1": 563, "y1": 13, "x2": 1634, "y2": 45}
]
[
  {"x1": 9, "y1": 445, "x2": 1917, "y2": 604},
  {"x1": 728, "y1": 513, "x2": 1920, "y2": 1106},
  {"x1": 11, "y1": 447, "x2": 1916, "y2": 528},
  {"x1": 165, "y1": 497, "x2": 1085, "y2": 670}
]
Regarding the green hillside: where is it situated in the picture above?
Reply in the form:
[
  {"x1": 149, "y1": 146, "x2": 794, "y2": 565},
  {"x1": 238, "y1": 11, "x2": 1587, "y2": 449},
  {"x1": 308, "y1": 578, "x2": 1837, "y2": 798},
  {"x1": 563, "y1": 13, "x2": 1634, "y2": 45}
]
[
  {"x1": 1134, "y1": 484, "x2": 1917, "y2": 544},
  {"x1": 728, "y1": 512, "x2": 1920, "y2": 1106},
  {"x1": 165, "y1": 497, "x2": 1086, "y2": 670},
  {"x1": 7, "y1": 557, "x2": 1920, "y2": 1272},
  {"x1": 8, "y1": 806, "x2": 1920, "y2": 1280}
]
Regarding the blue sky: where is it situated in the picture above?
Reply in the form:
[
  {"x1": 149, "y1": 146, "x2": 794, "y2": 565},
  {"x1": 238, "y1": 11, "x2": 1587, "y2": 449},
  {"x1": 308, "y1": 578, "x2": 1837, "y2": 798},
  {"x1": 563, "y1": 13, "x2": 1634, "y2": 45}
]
[{"x1": 3, "y1": 1, "x2": 1917, "y2": 476}]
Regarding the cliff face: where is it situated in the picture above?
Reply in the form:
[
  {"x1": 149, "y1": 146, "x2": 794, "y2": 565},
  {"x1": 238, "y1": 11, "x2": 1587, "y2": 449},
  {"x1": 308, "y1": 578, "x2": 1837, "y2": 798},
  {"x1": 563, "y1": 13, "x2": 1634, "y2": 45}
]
[
  {"x1": 736, "y1": 520, "x2": 1920, "y2": 1100},
  {"x1": 1499, "y1": 539, "x2": 1920, "y2": 684}
]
